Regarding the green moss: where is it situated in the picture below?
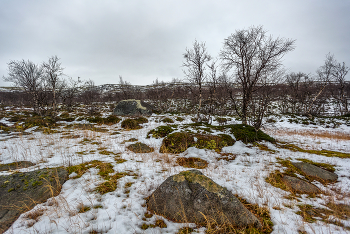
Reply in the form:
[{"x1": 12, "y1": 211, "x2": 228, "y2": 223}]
[
  {"x1": 173, "y1": 171, "x2": 224, "y2": 195},
  {"x1": 229, "y1": 124, "x2": 275, "y2": 143},
  {"x1": 8, "y1": 188, "x2": 14, "y2": 192},
  {"x1": 147, "y1": 125, "x2": 174, "y2": 139},
  {"x1": 32, "y1": 180, "x2": 43, "y2": 187}
]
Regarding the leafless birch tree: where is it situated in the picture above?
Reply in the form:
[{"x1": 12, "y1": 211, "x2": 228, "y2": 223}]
[
  {"x1": 183, "y1": 40, "x2": 211, "y2": 121},
  {"x1": 220, "y1": 26, "x2": 295, "y2": 127}
]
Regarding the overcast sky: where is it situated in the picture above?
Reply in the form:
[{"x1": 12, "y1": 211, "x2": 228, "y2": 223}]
[{"x1": 1, "y1": 0, "x2": 349, "y2": 86}]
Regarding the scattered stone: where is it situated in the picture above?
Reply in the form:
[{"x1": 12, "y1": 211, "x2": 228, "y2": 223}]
[
  {"x1": 127, "y1": 142, "x2": 154, "y2": 153},
  {"x1": 291, "y1": 162, "x2": 338, "y2": 183},
  {"x1": 0, "y1": 167, "x2": 68, "y2": 233},
  {"x1": 147, "y1": 170, "x2": 261, "y2": 228},
  {"x1": 282, "y1": 175, "x2": 321, "y2": 194},
  {"x1": 0, "y1": 161, "x2": 35, "y2": 172},
  {"x1": 113, "y1": 99, "x2": 154, "y2": 116}
]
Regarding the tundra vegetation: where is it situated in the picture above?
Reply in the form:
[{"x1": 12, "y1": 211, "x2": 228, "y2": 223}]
[{"x1": 0, "y1": 26, "x2": 350, "y2": 233}]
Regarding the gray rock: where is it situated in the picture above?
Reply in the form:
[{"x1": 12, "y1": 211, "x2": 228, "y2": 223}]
[
  {"x1": 282, "y1": 175, "x2": 321, "y2": 194},
  {"x1": 292, "y1": 162, "x2": 338, "y2": 183},
  {"x1": 113, "y1": 99, "x2": 154, "y2": 116},
  {"x1": 0, "y1": 167, "x2": 68, "y2": 233},
  {"x1": 147, "y1": 170, "x2": 261, "y2": 228}
]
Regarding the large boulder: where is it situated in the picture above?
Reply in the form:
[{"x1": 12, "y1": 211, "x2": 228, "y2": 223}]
[
  {"x1": 146, "y1": 170, "x2": 261, "y2": 228},
  {"x1": 113, "y1": 99, "x2": 154, "y2": 116},
  {"x1": 0, "y1": 167, "x2": 68, "y2": 233},
  {"x1": 291, "y1": 162, "x2": 338, "y2": 183}
]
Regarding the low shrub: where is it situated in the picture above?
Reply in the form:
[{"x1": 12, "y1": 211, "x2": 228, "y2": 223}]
[
  {"x1": 175, "y1": 117, "x2": 184, "y2": 122},
  {"x1": 160, "y1": 132, "x2": 235, "y2": 154},
  {"x1": 160, "y1": 132, "x2": 195, "y2": 154},
  {"x1": 229, "y1": 124, "x2": 275, "y2": 143},
  {"x1": 147, "y1": 125, "x2": 174, "y2": 138},
  {"x1": 88, "y1": 115, "x2": 121, "y2": 125},
  {"x1": 121, "y1": 119, "x2": 141, "y2": 130},
  {"x1": 176, "y1": 157, "x2": 208, "y2": 169},
  {"x1": 127, "y1": 142, "x2": 154, "y2": 153},
  {"x1": 23, "y1": 116, "x2": 57, "y2": 129},
  {"x1": 134, "y1": 117, "x2": 148, "y2": 124},
  {"x1": 162, "y1": 117, "x2": 174, "y2": 123}
]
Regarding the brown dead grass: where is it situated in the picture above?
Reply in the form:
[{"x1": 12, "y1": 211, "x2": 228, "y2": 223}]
[{"x1": 265, "y1": 128, "x2": 350, "y2": 141}]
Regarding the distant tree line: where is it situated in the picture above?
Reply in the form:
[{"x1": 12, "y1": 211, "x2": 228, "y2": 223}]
[{"x1": 1, "y1": 26, "x2": 349, "y2": 130}]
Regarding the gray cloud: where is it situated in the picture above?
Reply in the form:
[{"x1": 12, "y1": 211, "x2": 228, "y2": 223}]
[{"x1": 1, "y1": 0, "x2": 349, "y2": 86}]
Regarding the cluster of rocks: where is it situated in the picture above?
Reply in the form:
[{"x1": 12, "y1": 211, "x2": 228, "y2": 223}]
[{"x1": 281, "y1": 161, "x2": 338, "y2": 194}]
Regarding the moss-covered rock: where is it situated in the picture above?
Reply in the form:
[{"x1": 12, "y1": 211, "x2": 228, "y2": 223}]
[
  {"x1": 0, "y1": 168, "x2": 68, "y2": 233},
  {"x1": 147, "y1": 170, "x2": 261, "y2": 228}
]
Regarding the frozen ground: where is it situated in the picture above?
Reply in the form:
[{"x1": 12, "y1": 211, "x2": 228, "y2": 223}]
[{"x1": 0, "y1": 112, "x2": 350, "y2": 234}]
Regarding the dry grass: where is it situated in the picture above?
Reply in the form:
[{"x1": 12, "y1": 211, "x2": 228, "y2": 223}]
[{"x1": 265, "y1": 128, "x2": 350, "y2": 141}]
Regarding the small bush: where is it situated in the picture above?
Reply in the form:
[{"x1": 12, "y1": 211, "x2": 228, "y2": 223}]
[
  {"x1": 160, "y1": 132, "x2": 195, "y2": 154},
  {"x1": 88, "y1": 115, "x2": 121, "y2": 125},
  {"x1": 147, "y1": 125, "x2": 174, "y2": 138},
  {"x1": 230, "y1": 124, "x2": 275, "y2": 143},
  {"x1": 127, "y1": 142, "x2": 154, "y2": 153},
  {"x1": 176, "y1": 116, "x2": 184, "y2": 122},
  {"x1": 216, "y1": 117, "x2": 230, "y2": 125},
  {"x1": 121, "y1": 119, "x2": 141, "y2": 130},
  {"x1": 134, "y1": 117, "x2": 148, "y2": 124},
  {"x1": 160, "y1": 133, "x2": 235, "y2": 154},
  {"x1": 23, "y1": 116, "x2": 57, "y2": 129},
  {"x1": 162, "y1": 117, "x2": 174, "y2": 123},
  {"x1": 176, "y1": 157, "x2": 208, "y2": 169}
]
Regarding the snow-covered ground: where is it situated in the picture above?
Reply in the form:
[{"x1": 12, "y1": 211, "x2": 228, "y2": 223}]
[{"x1": 1, "y1": 113, "x2": 350, "y2": 234}]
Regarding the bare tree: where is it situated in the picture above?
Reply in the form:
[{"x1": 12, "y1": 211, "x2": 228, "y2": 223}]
[
  {"x1": 182, "y1": 40, "x2": 211, "y2": 121},
  {"x1": 62, "y1": 77, "x2": 82, "y2": 110},
  {"x1": 118, "y1": 76, "x2": 133, "y2": 100},
  {"x1": 42, "y1": 56, "x2": 64, "y2": 114},
  {"x1": 3, "y1": 59, "x2": 44, "y2": 113},
  {"x1": 206, "y1": 59, "x2": 220, "y2": 119},
  {"x1": 82, "y1": 79, "x2": 100, "y2": 115},
  {"x1": 330, "y1": 58, "x2": 349, "y2": 114},
  {"x1": 220, "y1": 26, "x2": 295, "y2": 127}
]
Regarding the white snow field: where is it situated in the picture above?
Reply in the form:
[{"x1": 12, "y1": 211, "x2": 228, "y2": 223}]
[{"x1": 1, "y1": 111, "x2": 350, "y2": 234}]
